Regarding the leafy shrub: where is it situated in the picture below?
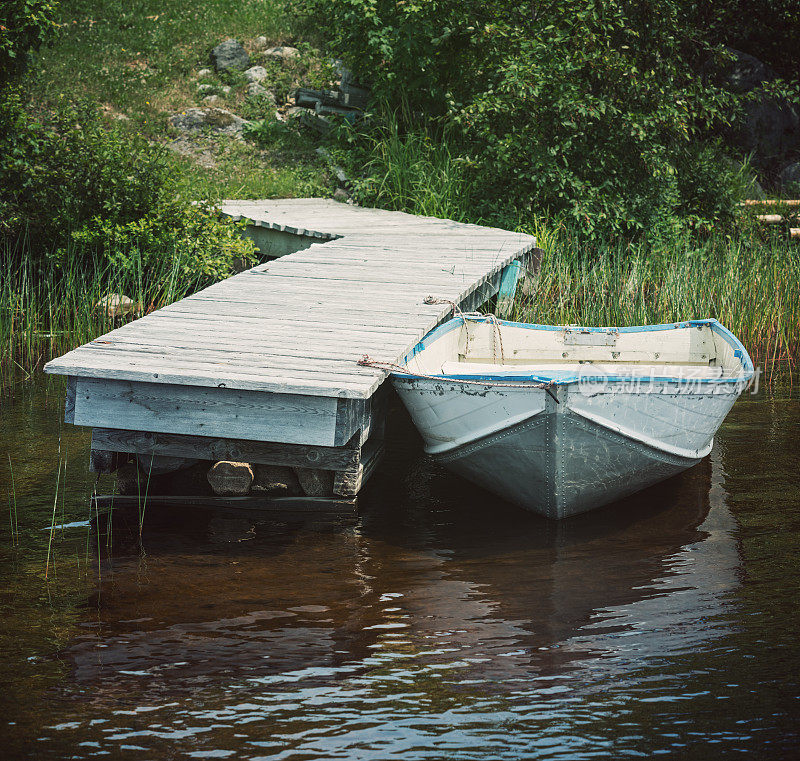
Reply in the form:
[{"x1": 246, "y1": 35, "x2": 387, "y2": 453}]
[
  {"x1": 1, "y1": 96, "x2": 171, "y2": 252},
  {"x1": 60, "y1": 201, "x2": 257, "y2": 298},
  {"x1": 0, "y1": 0, "x2": 58, "y2": 84},
  {"x1": 305, "y1": 0, "x2": 784, "y2": 236},
  {"x1": 1, "y1": 93, "x2": 255, "y2": 286}
]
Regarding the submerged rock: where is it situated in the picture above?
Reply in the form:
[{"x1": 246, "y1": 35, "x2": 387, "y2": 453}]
[{"x1": 211, "y1": 39, "x2": 250, "y2": 73}]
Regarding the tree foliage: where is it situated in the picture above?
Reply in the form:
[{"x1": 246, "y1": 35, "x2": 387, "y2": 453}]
[{"x1": 305, "y1": 0, "x2": 785, "y2": 235}]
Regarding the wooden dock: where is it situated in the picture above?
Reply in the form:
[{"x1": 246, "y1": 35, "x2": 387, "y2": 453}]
[{"x1": 45, "y1": 199, "x2": 537, "y2": 497}]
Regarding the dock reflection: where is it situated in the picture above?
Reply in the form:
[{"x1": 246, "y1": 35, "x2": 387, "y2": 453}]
[{"x1": 62, "y1": 443, "x2": 739, "y2": 707}]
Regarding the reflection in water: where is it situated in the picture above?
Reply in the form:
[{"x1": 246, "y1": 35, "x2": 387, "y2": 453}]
[{"x1": 1, "y1": 384, "x2": 798, "y2": 759}]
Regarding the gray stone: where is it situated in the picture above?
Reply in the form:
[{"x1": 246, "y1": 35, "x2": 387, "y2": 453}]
[
  {"x1": 264, "y1": 45, "x2": 299, "y2": 62},
  {"x1": 252, "y1": 464, "x2": 302, "y2": 496},
  {"x1": 221, "y1": 85, "x2": 232, "y2": 96},
  {"x1": 779, "y1": 162, "x2": 800, "y2": 189},
  {"x1": 211, "y1": 39, "x2": 250, "y2": 73},
  {"x1": 95, "y1": 293, "x2": 137, "y2": 318},
  {"x1": 722, "y1": 157, "x2": 765, "y2": 199},
  {"x1": 197, "y1": 68, "x2": 213, "y2": 78},
  {"x1": 245, "y1": 65, "x2": 268, "y2": 83},
  {"x1": 246, "y1": 83, "x2": 277, "y2": 109},
  {"x1": 253, "y1": 36, "x2": 268, "y2": 50},
  {"x1": 168, "y1": 107, "x2": 250, "y2": 136},
  {"x1": 721, "y1": 48, "x2": 775, "y2": 93},
  {"x1": 197, "y1": 83, "x2": 215, "y2": 94},
  {"x1": 294, "y1": 467, "x2": 334, "y2": 497},
  {"x1": 203, "y1": 95, "x2": 222, "y2": 106},
  {"x1": 333, "y1": 188, "x2": 351, "y2": 202},
  {"x1": 207, "y1": 461, "x2": 254, "y2": 496}
]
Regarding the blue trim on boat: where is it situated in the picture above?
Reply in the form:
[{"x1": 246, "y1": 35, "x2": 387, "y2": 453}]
[{"x1": 396, "y1": 316, "x2": 755, "y2": 385}]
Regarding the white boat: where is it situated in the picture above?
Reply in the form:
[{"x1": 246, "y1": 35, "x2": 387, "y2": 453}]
[{"x1": 389, "y1": 317, "x2": 753, "y2": 519}]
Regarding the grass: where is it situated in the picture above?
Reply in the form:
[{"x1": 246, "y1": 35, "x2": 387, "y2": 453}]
[
  {"x1": 30, "y1": 0, "x2": 334, "y2": 202},
  {"x1": 512, "y1": 223, "x2": 800, "y2": 375},
  {"x1": 340, "y1": 117, "x2": 800, "y2": 374},
  {"x1": 0, "y1": 238, "x2": 222, "y2": 391}
]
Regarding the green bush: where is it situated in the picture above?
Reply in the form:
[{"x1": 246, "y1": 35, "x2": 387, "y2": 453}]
[
  {"x1": 306, "y1": 0, "x2": 780, "y2": 236},
  {"x1": 0, "y1": 0, "x2": 58, "y2": 84},
  {"x1": 60, "y1": 201, "x2": 257, "y2": 298},
  {"x1": 0, "y1": 96, "x2": 171, "y2": 252},
  {"x1": 1, "y1": 93, "x2": 256, "y2": 286}
]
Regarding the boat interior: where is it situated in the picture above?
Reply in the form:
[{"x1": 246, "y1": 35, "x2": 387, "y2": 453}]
[{"x1": 403, "y1": 318, "x2": 752, "y2": 382}]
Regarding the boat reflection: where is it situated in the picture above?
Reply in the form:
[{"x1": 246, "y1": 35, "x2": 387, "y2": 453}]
[{"x1": 61, "y1": 440, "x2": 739, "y2": 706}]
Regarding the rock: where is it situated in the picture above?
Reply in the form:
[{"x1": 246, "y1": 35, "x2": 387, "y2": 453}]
[
  {"x1": 253, "y1": 36, "x2": 268, "y2": 50},
  {"x1": 197, "y1": 68, "x2": 213, "y2": 78},
  {"x1": 333, "y1": 188, "x2": 351, "y2": 202},
  {"x1": 721, "y1": 48, "x2": 775, "y2": 94},
  {"x1": 722, "y1": 157, "x2": 765, "y2": 199},
  {"x1": 244, "y1": 65, "x2": 268, "y2": 83},
  {"x1": 115, "y1": 463, "x2": 142, "y2": 495},
  {"x1": 285, "y1": 106, "x2": 306, "y2": 119},
  {"x1": 168, "y1": 108, "x2": 250, "y2": 136},
  {"x1": 246, "y1": 82, "x2": 274, "y2": 102},
  {"x1": 294, "y1": 467, "x2": 334, "y2": 497},
  {"x1": 166, "y1": 136, "x2": 218, "y2": 169},
  {"x1": 210, "y1": 39, "x2": 250, "y2": 73},
  {"x1": 197, "y1": 83, "x2": 215, "y2": 95},
  {"x1": 779, "y1": 162, "x2": 800, "y2": 190},
  {"x1": 203, "y1": 95, "x2": 222, "y2": 106},
  {"x1": 738, "y1": 97, "x2": 800, "y2": 160},
  {"x1": 96, "y1": 293, "x2": 136, "y2": 318},
  {"x1": 264, "y1": 45, "x2": 299, "y2": 62},
  {"x1": 221, "y1": 85, "x2": 232, "y2": 96},
  {"x1": 252, "y1": 464, "x2": 302, "y2": 496},
  {"x1": 207, "y1": 461, "x2": 254, "y2": 496}
]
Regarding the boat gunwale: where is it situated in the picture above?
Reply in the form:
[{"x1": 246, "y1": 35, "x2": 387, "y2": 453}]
[{"x1": 394, "y1": 316, "x2": 755, "y2": 387}]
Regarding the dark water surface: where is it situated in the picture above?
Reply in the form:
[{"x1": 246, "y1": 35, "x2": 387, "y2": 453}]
[{"x1": 1, "y1": 379, "x2": 799, "y2": 759}]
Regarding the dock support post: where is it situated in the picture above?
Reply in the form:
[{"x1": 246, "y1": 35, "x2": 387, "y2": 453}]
[{"x1": 496, "y1": 261, "x2": 522, "y2": 318}]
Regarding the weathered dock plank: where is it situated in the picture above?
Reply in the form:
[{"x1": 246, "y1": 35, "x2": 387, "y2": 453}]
[{"x1": 45, "y1": 198, "x2": 535, "y2": 496}]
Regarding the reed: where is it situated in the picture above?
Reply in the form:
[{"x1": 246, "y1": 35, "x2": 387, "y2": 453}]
[
  {"x1": 0, "y1": 238, "x2": 215, "y2": 392},
  {"x1": 512, "y1": 222, "x2": 800, "y2": 374}
]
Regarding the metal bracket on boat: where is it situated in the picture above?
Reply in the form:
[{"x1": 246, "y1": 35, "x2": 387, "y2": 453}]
[{"x1": 562, "y1": 328, "x2": 619, "y2": 347}]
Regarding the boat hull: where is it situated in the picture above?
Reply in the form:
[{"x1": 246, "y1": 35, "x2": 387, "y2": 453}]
[{"x1": 393, "y1": 378, "x2": 743, "y2": 518}]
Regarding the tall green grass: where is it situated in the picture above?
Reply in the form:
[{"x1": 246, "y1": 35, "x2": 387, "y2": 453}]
[
  {"x1": 0, "y1": 238, "x2": 216, "y2": 391},
  {"x1": 344, "y1": 117, "x2": 799, "y2": 374},
  {"x1": 513, "y1": 223, "x2": 800, "y2": 374}
]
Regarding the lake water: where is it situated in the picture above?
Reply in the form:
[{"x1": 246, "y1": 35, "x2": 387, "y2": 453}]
[{"x1": 1, "y1": 378, "x2": 799, "y2": 759}]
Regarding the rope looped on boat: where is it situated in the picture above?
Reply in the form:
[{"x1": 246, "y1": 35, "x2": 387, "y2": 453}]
[{"x1": 357, "y1": 355, "x2": 559, "y2": 402}]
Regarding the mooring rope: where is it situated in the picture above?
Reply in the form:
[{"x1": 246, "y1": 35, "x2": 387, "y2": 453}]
[
  {"x1": 357, "y1": 355, "x2": 559, "y2": 402},
  {"x1": 422, "y1": 295, "x2": 505, "y2": 361}
]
